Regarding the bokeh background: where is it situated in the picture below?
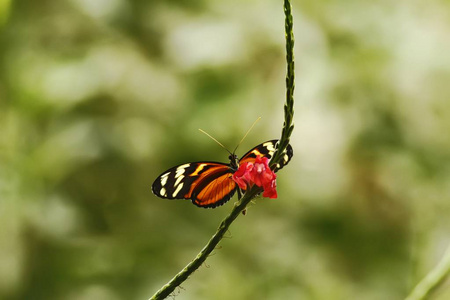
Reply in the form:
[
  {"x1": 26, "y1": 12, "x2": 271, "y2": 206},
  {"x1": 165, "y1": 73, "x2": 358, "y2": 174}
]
[{"x1": 1, "y1": 0, "x2": 450, "y2": 299}]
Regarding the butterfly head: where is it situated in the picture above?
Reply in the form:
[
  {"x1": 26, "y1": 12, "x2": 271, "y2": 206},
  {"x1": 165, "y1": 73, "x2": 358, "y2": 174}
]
[{"x1": 229, "y1": 154, "x2": 239, "y2": 171}]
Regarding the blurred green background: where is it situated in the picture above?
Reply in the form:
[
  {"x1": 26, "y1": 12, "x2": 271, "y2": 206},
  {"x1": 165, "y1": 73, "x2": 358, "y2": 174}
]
[{"x1": 1, "y1": 0, "x2": 450, "y2": 299}]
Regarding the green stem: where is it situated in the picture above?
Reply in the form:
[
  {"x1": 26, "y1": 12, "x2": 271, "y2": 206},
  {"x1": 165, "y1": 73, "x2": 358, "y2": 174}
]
[
  {"x1": 270, "y1": 0, "x2": 295, "y2": 167},
  {"x1": 150, "y1": 1, "x2": 295, "y2": 299},
  {"x1": 405, "y1": 244, "x2": 450, "y2": 300}
]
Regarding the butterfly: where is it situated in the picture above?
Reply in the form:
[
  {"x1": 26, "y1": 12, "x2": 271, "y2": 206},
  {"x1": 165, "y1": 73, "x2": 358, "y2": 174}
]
[{"x1": 152, "y1": 140, "x2": 293, "y2": 208}]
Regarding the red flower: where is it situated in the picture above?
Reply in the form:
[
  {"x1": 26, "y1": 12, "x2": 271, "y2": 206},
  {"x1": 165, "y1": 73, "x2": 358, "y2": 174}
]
[
  {"x1": 232, "y1": 162, "x2": 253, "y2": 190},
  {"x1": 262, "y1": 176, "x2": 277, "y2": 198},
  {"x1": 232, "y1": 156, "x2": 278, "y2": 199}
]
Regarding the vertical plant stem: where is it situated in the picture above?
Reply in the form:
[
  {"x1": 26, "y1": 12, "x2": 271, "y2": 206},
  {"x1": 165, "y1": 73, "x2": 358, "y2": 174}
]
[
  {"x1": 270, "y1": 0, "x2": 295, "y2": 167},
  {"x1": 149, "y1": 1, "x2": 295, "y2": 299},
  {"x1": 405, "y1": 244, "x2": 450, "y2": 300}
]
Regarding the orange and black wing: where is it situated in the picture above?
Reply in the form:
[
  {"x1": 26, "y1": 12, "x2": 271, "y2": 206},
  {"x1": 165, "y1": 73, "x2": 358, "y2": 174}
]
[
  {"x1": 239, "y1": 139, "x2": 293, "y2": 172},
  {"x1": 152, "y1": 162, "x2": 238, "y2": 208}
]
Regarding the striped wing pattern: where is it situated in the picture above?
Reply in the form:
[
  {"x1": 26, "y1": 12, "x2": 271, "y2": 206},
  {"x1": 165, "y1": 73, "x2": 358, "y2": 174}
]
[{"x1": 152, "y1": 140, "x2": 293, "y2": 208}]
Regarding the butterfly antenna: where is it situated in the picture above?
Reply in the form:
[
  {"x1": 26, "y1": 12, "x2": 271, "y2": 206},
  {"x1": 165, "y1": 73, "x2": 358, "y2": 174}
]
[
  {"x1": 233, "y1": 117, "x2": 261, "y2": 154},
  {"x1": 198, "y1": 128, "x2": 232, "y2": 155}
]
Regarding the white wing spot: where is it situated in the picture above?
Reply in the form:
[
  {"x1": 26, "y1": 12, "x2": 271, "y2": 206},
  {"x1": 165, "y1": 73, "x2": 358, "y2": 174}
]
[
  {"x1": 160, "y1": 187, "x2": 167, "y2": 197},
  {"x1": 161, "y1": 176, "x2": 169, "y2": 187},
  {"x1": 263, "y1": 142, "x2": 276, "y2": 152},
  {"x1": 175, "y1": 164, "x2": 190, "y2": 178},
  {"x1": 172, "y1": 182, "x2": 184, "y2": 198},
  {"x1": 263, "y1": 142, "x2": 276, "y2": 157},
  {"x1": 174, "y1": 175, "x2": 183, "y2": 187},
  {"x1": 284, "y1": 154, "x2": 289, "y2": 163}
]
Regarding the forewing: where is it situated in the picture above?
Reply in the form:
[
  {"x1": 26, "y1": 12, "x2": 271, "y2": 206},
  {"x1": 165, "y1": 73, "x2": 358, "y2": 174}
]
[
  {"x1": 240, "y1": 139, "x2": 293, "y2": 172},
  {"x1": 152, "y1": 162, "x2": 236, "y2": 208}
]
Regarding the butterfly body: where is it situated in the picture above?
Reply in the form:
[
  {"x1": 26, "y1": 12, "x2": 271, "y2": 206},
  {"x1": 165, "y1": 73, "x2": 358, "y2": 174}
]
[{"x1": 152, "y1": 140, "x2": 293, "y2": 208}]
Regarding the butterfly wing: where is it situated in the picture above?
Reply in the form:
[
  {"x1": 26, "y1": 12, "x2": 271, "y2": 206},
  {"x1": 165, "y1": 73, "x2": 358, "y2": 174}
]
[
  {"x1": 239, "y1": 139, "x2": 293, "y2": 171},
  {"x1": 152, "y1": 162, "x2": 237, "y2": 208}
]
